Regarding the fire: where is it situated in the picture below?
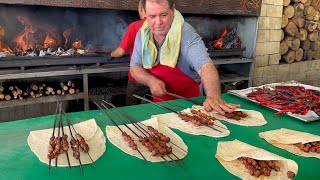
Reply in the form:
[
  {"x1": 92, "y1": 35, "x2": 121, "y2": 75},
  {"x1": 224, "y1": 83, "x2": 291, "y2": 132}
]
[
  {"x1": 0, "y1": 41, "x2": 13, "y2": 54},
  {"x1": 213, "y1": 28, "x2": 228, "y2": 49},
  {"x1": 0, "y1": 26, "x2": 4, "y2": 37},
  {"x1": 208, "y1": 28, "x2": 241, "y2": 49},
  {"x1": 44, "y1": 35, "x2": 57, "y2": 48},
  {"x1": 72, "y1": 40, "x2": 83, "y2": 49},
  {"x1": 13, "y1": 16, "x2": 36, "y2": 53},
  {"x1": 63, "y1": 28, "x2": 72, "y2": 48}
]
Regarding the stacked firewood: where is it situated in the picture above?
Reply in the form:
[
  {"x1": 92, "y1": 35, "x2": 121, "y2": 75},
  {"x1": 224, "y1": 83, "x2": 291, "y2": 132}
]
[
  {"x1": 0, "y1": 80, "x2": 80, "y2": 101},
  {"x1": 281, "y1": 0, "x2": 320, "y2": 63}
]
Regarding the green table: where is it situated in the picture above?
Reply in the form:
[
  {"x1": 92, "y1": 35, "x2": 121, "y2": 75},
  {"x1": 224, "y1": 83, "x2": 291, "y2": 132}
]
[{"x1": 1, "y1": 94, "x2": 320, "y2": 180}]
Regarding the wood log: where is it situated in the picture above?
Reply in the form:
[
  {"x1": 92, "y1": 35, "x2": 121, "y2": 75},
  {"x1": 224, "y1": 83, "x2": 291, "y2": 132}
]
[
  {"x1": 284, "y1": 5, "x2": 295, "y2": 18},
  {"x1": 295, "y1": 28, "x2": 308, "y2": 40},
  {"x1": 14, "y1": 86, "x2": 22, "y2": 95},
  {"x1": 69, "y1": 88, "x2": 75, "y2": 95},
  {"x1": 281, "y1": 30, "x2": 285, "y2": 41},
  {"x1": 30, "y1": 83, "x2": 38, "y2": 91},
  {"x1": 299, "y1": 0, "x2": 309, "y2": 3},
  {"x1": 311, "y1": 41, "x2": 320, "y2": 51},
  {"x1": 301, "y1": 39, "x2": 311, "y2": 50},
  {"x1": 285, "y1": 36, "x2": 301, "y2": 50},
  {"x1": 56, "y1": 89, "x2": 62, "y2": 95},
  {"x1": 280, "y1": 41, "x2": 289, "y2": 55},
  {"x1": 318, "y1": 21, "x2": 320, "y2": 30},
  {"x1": 293, "y1": 3, "x2": 305, "y2": 17},
  {"x1": 284, "y1": 50, "x2": 296, "y2": 63},
  {"x1": 0, "y1": 93, "x2": 4, "y2": 100},
  {"x1": 11, "y1": 90, "x2": 18, "y2": 99},
  {"x1": 8, "y1": 86, "x2": 14, "y2": 91},
  {"x1": 67, "y1": 80, "x2": 73, "y2": 87},
  {"x1": 46, "y1": 86, "x2": 53, "y2": 93},
  {"x1": 304, "y1": 0, "x2": 312, "y2": 6},
  {"x1": 51, "y1": 91, "x2": 56, "y2": 95},
  {"x1": 308, "y1": 31, "x2": 318, "y2": 41},
  {"x1": 285, "y1": 21, "x2": 299, "y2": 36},
  {"x1": 295, "y1": 48, "x2": 304, "y2": 61},
  {"x1": 283, "y1": 0, "x2": 291, "y2": 6},
  {"x1": 305, "y1": 20, "x2": 317, "y2": 32},
  {"x1": 282, "y1": 15, "x2": 289, "y2": 28},
  {"x1": 60, "y1": 82, "x2": 68, "y2": 91},
  {"x1": 5, "y1": 94, "x2": 11, "y2": 101},
  {"x1": 292, "y1": 16, "x2": 305, "y2": 28},
  {"x1": 314, "y1": 50, "x2": 320, "y2": 59},
  {"x1": 0, "y1": 86, "x2": 4, "y2": 92},
  {"x1": 306, "y1": 49, "x2": 315, "y2": 60},
  {"x1": 304, "y1": 6, "x2": 316, "y2": 20},
  {"x1": 312, "y1": 0, "x2": 320, "y2": 11},
  {"x1": 314, "y1": 11, "x2": 320, "y2": 21}
]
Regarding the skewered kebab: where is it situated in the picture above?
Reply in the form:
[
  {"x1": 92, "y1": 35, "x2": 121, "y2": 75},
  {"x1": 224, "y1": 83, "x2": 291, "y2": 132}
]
[
  {"x1": 54, "y1": 110, "x2": 62, "y2": 168},
  {"x1": 47, "y1": 103, "x2": 59, "y2": 170},
  {"x1": 58, "y1": 106, "x2": 71, "y2": 170},
  {"x1": 102, "y1": 100, "x2": 187, "y2": 156},
  {"x1": 100, "y1": 103, "x2": 180, "y2": 167},
  {"x1": 239, "y1": 157, "x2": 295, "y2": 179},
  {"x1": 133, "y1": 94, "x2": 223, "y2": 133},
  {"x1": 94, "y1": 102, "x2": 143, "y2": 158},
  {"x1": 61, "y1": 108, "x2": 96, "y2": 168}
]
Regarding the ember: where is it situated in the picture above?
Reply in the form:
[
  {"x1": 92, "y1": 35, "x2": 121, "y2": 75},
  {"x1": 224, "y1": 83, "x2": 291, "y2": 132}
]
[{"x1": 208, "y1": 28, "x2": 241, "y2": 49}]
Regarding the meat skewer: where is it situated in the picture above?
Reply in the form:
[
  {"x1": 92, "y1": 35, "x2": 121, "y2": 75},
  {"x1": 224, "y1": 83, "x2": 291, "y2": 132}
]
[
  {"x1": 54, "y1": 110, "x2": 62, "y2": 169},
  {"x1": 48, "y1": 102, "x2": 59, "y2": 170},
  {"x1": 103, "y1": 101, "x2": 187, "y2": 162},
  {"x1": 103, "y1": 100, "x2": 184, "y2": 165},
  {"x1": 94, "y1": 102, "x2": 147, "y2": 161},
  {"x1": 100, "y1": 103, "x2": 175, "y2": 167},
  {"x1": 60, "y1": 108, "x2": 96, "y2": 168},
  {"x1": 133, "y1": 94, "x2": 223, "y2": 133},
  {"x1": 58, "y1": 106, "x2": 72, "y2": 170}
]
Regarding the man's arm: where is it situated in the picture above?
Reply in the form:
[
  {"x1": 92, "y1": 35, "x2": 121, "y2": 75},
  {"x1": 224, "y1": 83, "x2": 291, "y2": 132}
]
[
  {"x1": 111, "y1": 47, "x2": 126, "y2": 58},
  {"x1": 130, "y1": 66, "x2": 167, "y2": 96},
  {"x1": 198, "y1": 62, "x2": 239, "y2": 114}
]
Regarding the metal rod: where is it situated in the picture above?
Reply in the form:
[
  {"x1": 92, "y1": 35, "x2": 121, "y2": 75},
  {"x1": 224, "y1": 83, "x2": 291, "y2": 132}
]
[
  {"x1": 103, "y1": 101, "x2": 188, "y2": 154},
  {"x1": 133, "y1": 94, "x2": 223, "y2": 133},
  {"x1": 59, "y1": 106, "x2": 72, "y2": 171},
  {"x1": 55, "y1": 107, "x2": 62, "y2": 169},
  {"x1": 166, "y1": 92, "x2": 202, "y2": 105},
  {"x1": 102, "y1": 101, "x2": 185, "y2": 166},
  {"x1": 48, "y1": 102, "x2": 60, "y2": 170},
  {"x1": 94, "y1": 102, "x2": 147, "y2": 161}
]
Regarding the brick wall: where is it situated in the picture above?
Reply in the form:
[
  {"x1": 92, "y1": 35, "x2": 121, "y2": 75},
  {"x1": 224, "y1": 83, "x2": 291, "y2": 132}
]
[{"x1": 253, "y1": 0, "x2": 320, "y2": 87}]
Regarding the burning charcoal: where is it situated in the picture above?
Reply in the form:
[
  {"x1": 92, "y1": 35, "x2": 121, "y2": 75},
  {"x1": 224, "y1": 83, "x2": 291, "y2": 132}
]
[
  {"x1": 26, "y1": 51, "x2": 37, "y2": 57},
  {"x1": 0, "y1": 52, "x2": 8, "y2": 57},
  {"x1": 39, "y1": 50, "x2": 46, "y2": 57},
  {"x1": 77, "y1": 49, "x2": 85, "y2": 55}
]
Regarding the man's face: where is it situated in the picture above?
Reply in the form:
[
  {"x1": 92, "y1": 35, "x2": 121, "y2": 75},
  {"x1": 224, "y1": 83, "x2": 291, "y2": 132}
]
[{"x1": 145, "y1": 0, "x2": 174, "y2": 38}]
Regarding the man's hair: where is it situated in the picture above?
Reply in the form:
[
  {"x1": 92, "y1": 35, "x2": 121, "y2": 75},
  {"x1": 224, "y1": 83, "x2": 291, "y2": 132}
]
[{"x1": 141, "y1": 0, "x2": 174, "y2": 11}]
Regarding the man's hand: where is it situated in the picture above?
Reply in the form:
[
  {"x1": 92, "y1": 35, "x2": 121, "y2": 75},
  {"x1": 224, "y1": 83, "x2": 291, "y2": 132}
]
[
  {"x1": 203, "y1": 96, "x2": 240, "y2": 115},
  {"x1": 147, "y1": 78, "x2": 167, "y2": 96}
]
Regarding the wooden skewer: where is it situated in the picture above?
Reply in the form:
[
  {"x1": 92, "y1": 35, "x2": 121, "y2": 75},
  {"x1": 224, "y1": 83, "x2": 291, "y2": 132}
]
[
  {"x1": 101, "y1": 103, "x2": 176, "y2": 167},
  {"x1": 94, "y1": 102, "x2": 147, "y2": 162},
  {"x1": 133, "y1": 94, "x2": 223, "y2": 133}
]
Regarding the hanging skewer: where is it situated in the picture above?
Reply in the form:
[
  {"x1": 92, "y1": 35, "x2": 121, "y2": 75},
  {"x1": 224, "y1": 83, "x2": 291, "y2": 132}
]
[
  {"x1": 146, "y1": 94, "x2": 229, "y2": 131},
  {"x1": 94, "y1": 102, "x2": 147, "y2": 162},
  {"x1": 100, "y1": 103, "x2": 174, "y2": 167},
  {"x1": 48, "y1": 102, "x2": 59, "y2": 170},
  {"x1": 133, "y1": 94, "x2": 223, "y2": 133},
  {"x1": 58, "y1": 105, "x2": 72, "y2": 171},
  {"x1": 60, "y1": 108, "x2": 96, "y2": 168},
  {"x1": 103, "y1": 100, "x2": 188, "y2": 160}
]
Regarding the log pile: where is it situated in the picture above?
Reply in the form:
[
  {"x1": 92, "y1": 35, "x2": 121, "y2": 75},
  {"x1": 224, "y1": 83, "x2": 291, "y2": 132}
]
[
  {"x1": 281, "y1": 0, "x2": 320, "y2": 63},
  {"x1": 0, "y1": 80, "x2": 80, "y2": 101}
]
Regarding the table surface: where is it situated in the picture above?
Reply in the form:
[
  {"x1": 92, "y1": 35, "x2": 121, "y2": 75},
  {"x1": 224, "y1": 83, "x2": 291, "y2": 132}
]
[{"x1": 1, "y1": 94, "x2": 319, "y2": 180}]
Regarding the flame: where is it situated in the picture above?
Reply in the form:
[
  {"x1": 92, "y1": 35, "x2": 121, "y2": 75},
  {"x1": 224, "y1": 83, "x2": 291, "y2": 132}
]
[
  {"x1": 72, "y1": 40, "x2": 83, "y2": 49},
  {"x1": 63, "y1": 28, "x2": 73, "y2": 48},
  {"x1": 0, "y1": 26, "x2": 4, "y2": 38},
  {"x1": 213, "y1": 28, "x2": 229, "y2": 49},
  {"x1": 13, "y1": 16, "x2": 36, "y2": 53},
  {"x1": 44, "y1": 35, "x2": 57, "y2": 48},
  {"x1": 0, "y1": 41, "x2": 13, "y2": 54}
]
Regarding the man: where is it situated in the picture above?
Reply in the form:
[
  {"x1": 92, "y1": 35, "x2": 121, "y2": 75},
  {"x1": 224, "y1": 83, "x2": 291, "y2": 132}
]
[
  {"x1": 111, "y1": 0, "x2": 150, "y2": 106},
  {"x1": 130, "y1": 0, "x2": 239, "y2": 114}
]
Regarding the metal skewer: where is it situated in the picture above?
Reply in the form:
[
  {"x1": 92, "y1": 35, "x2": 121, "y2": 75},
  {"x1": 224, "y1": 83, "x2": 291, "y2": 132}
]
[
  {"x1": 102, "y1": 101, "x2": 186, "y2": 166},
  {"x1": 133, "y1": 94, "x2": 223, "y2": 133},
  {"x1": 94, "y1": 102, "x2": 147, "y2": 161},
  {"x1": 55, "y1": 108, "x2": 61, "y2": 169},
  {"x1": 146, "y1": 94, "x2": 229, "y2": 131},
  {"x1": 59, "y1": 105, "x2": 72, "y2": 171},
  {"x1": 48, "y1": 102, "x2": 59, "y2": 170},
  {"x1": 100, "y1": 103, "x2": 174, "y2": 167},
  {"x1": 60, "y1": 108, "x2": 96, "y2": 168},
  {"x1": 166, "y1": 92, "x2": 203, "y2": 105}
]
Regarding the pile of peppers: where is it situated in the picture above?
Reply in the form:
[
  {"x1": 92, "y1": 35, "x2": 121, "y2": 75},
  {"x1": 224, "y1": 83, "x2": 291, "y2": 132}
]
[{"x1": 247, "y1": 86, "x2": 320, "y2": 116}]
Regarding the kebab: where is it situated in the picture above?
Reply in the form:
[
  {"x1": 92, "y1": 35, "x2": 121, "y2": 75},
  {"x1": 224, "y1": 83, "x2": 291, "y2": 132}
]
[
  {"x1": 133, "y1": 94, "x2": 223, "y2": 133},
  {"x1": 239, "y1": 157, "x2": 295, "y2": 179},
  {"x1": 103, "y1": 100, "x2": 187, "y2": 154},
  {"x1": 47, "y1": 103, "x2": 59, "y2": 170},
  {"x1": 61, "y1": 108, "x2": 96, "y2": 168},
  {"x1": 94, "y1": 102, "x2": 144, "y2": 158},
  {"x1": 103, "y1": 100, "x2": 188, "y2": 159},
  {"x1": 100, "y1": 103, "x2": 181, "y2": 167},
  {"x1": 58, "y1": 107, "x2": 71, "y2": 170}
]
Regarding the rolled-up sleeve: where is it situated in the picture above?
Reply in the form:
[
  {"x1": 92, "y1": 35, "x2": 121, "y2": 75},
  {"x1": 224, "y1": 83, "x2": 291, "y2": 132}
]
[{"x1": 130, "y1": 29, "x2": 143, "y2": 67}]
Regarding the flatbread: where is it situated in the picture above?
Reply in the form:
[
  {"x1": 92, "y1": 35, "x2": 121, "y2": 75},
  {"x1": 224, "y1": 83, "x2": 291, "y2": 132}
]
[
  {"x1": 259, "y1": 128, "x2": 320, "y2": 159},
  {"x1": 28, "y1": 119, "x2": 106, "y2": 166},
  {"x1": 153, "y1": 109, "x2": 230, "y2": 138},
  {"x1": 192, "y1": 106, "x2": 267, "y2": 126},
  {"x1": 106, "y1": 117, "x2": 187, "y2": 162},
  {"x1": 215, "y1": 140, "x2": 298, "y2": 180}
]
